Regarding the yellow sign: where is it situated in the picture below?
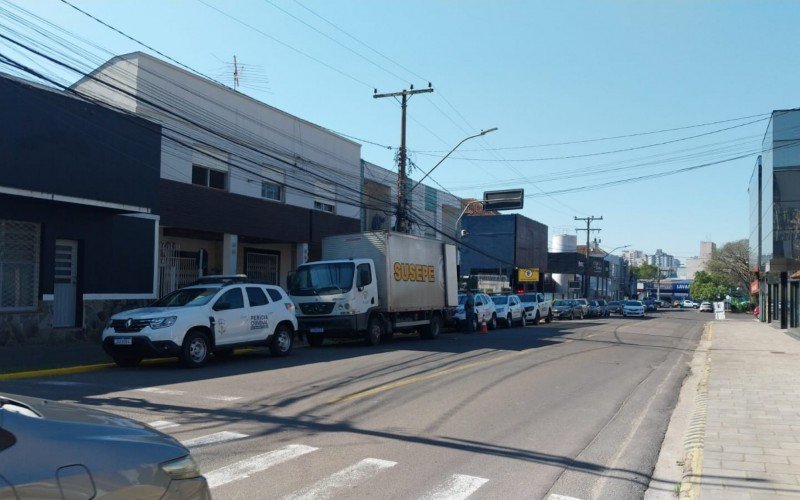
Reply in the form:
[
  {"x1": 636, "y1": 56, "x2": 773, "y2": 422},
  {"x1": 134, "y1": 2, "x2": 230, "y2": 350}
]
[
  {"x1": 393, "y1": 262, "x2": 436, "y2": 282},
  {"x1": 518, "y1": 268, "x2": 539, "y2": 282}
]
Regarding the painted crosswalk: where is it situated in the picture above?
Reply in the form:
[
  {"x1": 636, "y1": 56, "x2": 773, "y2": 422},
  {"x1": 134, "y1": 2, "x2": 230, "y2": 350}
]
[
  {"x1": 142, "y1": 420, "x2": 490, "y2": 498},
  {"x1": 205, "y1": 444, "x2": 318, "y2": 489},
  {"x1": 282, "y1": 458, "x2": 397, "y2": 500}
]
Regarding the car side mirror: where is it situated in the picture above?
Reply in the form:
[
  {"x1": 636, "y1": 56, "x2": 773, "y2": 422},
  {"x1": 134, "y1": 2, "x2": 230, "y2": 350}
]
[{"x1": 213, "y1": 301, "x2": 230, "y2": 311}]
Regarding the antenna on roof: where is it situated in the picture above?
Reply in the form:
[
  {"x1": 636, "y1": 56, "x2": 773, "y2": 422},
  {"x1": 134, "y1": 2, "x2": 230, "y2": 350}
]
[{"x1": 233, "y1": 55, "x2": 240, "y2": 90}]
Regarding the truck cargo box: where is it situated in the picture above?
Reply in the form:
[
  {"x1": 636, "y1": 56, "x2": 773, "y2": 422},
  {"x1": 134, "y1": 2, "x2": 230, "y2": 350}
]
[{"x1": 322, "y1": 231, "x2": 458, "y2": 313}]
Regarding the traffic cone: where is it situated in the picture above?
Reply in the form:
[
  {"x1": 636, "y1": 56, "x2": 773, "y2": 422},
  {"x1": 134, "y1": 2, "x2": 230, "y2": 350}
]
[{"x1": 480, "y1": 316, "x2": 489, "y2": 334}]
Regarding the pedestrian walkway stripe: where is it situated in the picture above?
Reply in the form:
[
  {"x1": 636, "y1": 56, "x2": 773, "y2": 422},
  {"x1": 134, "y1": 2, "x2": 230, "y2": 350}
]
[
  {"x1": 182, "y1": 431, "x2": 248, "y2": 448},
  {"x1": 137, "y1": 387, "x2": 186, "y2": 396},
  {"x1": 149, "y1": 420, "x2": 180, "y2": 430},
  {"x1": 282, "y1": 458, "x2": 397, "y2": 500},
  {"x1": 206, "y1": 444, "x2": 317, "y2": 489},
  {"x1": 421, "y1": 474, "x2": 489, "y2": 500}
]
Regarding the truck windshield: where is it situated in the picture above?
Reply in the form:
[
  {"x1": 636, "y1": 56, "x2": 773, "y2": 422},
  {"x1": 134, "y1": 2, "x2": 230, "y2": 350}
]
[
  {"x1": 151, "y1": 287, "x2": 218, "y2": 307},
  {"x1": 290, "y1": 262, "x2": 355, "y2": 296}
]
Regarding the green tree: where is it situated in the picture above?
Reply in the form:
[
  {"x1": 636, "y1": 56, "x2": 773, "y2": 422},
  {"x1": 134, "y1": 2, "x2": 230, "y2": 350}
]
[
  {"x1": 631, "y1": 263, "x2": 659, "y2": 280},
  {"x1": 705, "y1": 239, "x2": 752, "y2": 295},
  {"x1": 689, "y1": 271, "x2": 731, "y2": 302}
]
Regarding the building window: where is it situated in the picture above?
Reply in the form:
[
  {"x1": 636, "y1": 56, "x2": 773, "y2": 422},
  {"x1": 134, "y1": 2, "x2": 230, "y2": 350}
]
[
  {"x1": 314, "y1": 182, "x2": 336, "y2": 214},
  {"x1": 314, "y1": 201, "x2": 335, "y2": 213},
  {"x1": 0, "y1": 220, "x2": 40, "y2": 311},
  {"x1": 260, "y1": 166, "x2": 284, "y2": 202},
  {"x1": 192, "y1": 165, "x2": 227, "y2": 190},
  {"x1": 425, "y1": 186, "x2": 437, "y2": 212}
]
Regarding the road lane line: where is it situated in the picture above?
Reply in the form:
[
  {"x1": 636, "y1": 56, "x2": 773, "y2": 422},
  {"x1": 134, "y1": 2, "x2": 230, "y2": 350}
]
[
  {"x1": 421, "y1": 473, "x2": 489, "y2": 500},
  {"x1": 206, "y1": 444, "x2": 317, "y2": 489},
  {"x1": 149, "y1": 420, "x2": 180, "y2": 430},
  {"x1": 548, "y1": 495, "x2": 584, "y2": 500},
  {"x1": 182, "y1": 431, "x2": 248, "y2": 448},
  {"x1": 204, "y1": 395, "x2": 243, "y2": 401},
  {"x1": 282, "y1": 458, "x2": 397, "y2": 500},
  {"x1": 137, "y1": 387, "x2": 186, "y2": 396}
]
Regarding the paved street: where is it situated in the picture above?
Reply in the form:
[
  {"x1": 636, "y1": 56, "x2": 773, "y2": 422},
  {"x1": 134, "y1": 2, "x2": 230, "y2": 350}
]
[{"x1": 1, "y1": 311, "x2": 705, "y2": 499}]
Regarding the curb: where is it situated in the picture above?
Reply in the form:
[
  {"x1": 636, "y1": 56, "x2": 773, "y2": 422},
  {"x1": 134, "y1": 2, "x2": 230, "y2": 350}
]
[
  {"x1": 0, "y1": 346, "x2": 270, "y2": 382},
  {"x1": 679, "y1": 322, "x2": 714, "y2": 500}
]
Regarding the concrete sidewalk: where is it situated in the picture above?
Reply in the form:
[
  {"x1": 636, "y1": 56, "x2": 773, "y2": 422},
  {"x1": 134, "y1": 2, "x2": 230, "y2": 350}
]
[{"x1": 647, "y1": 316, "x2": 800, "y2": 499}]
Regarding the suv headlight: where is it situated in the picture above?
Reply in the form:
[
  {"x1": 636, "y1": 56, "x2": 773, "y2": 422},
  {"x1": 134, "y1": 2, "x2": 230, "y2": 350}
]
[
  {"x1": 160, "y1": 455, "x2": 201, "y2": 480},
  {"x1": 149, "y1": 316, "x2": 177, "y2": 329}
]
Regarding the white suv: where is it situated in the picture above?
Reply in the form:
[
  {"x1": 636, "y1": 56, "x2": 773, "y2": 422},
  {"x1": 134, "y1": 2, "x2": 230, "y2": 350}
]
[
  {"x1": 491, "y1": 294, "x2": 526, "y2": 327},
  {"x1": 102, "y1": 277, "x2": 298, "y2": 368},
  {"x1": 454, "y1": 292, "x2": 498, "y2": 330}
]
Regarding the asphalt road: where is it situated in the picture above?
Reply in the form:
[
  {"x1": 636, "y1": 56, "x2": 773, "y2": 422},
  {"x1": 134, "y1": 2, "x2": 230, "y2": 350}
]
[{"x1": 1, "y1": 309, "x2": 707, "y2": 499}]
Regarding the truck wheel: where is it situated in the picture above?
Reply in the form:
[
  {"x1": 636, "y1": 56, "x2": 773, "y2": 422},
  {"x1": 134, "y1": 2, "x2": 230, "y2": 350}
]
[
  {"x1": 180, "y1": 330, "x2": 210, "y2": 368},
  {"x1": 269, "y1": 324, "x2": 294, "y2": 357},
  {"x1": 113, "y1": 355, "x2": 141, "y2": 368},
  {"x1": 422, "y1": 315, "x2": 442, "y2": 339},
  {"x1": 366, "y1": 316, "x2": 384, "y2": 346},
  {"x1": 307, "y1": 334, "x2": 324, "y2": 347},
  {"x1": 533, "y1": 312, "x2": 540, "y2": 325},
  {"x1": 545, "y1": 310, "x2": 553, "y2": 323}
]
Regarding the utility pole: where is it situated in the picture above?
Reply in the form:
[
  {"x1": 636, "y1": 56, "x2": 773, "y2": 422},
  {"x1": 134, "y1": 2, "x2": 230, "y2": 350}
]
[
  {"x1": 575, "y1": 215, "x2": 603, "y2": 298},
  {"x1": 374, "y1": 84, "x2": 433, "y2": 233}
]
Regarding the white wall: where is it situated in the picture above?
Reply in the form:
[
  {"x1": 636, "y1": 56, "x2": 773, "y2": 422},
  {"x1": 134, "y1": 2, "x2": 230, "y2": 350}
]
[{"x1": 74, "y1": 53, "x2": 362, "y2": 221}]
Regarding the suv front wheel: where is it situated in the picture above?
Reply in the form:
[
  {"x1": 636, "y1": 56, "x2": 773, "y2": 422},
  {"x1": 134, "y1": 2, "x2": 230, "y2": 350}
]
[
  {"x1": 180, "y1": 330, "x2": 211, "y2": 368},
  {"x1": 270, "y1": 324, "x2": 294, "y2": 357}
]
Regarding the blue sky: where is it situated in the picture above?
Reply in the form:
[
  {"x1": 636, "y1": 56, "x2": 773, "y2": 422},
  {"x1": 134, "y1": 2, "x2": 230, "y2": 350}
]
[{"x1": 3, "y1": 0, "x2": 799, "y2": 260}]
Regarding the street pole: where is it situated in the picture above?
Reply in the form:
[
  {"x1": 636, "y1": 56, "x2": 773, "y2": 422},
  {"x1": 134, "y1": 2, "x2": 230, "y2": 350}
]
[
  {"x1": 575, "y1": 215, "x2": 602, "y2": 298},
  {"x1": 374, "y1": 85, "x2": 434, "y2": 233}
]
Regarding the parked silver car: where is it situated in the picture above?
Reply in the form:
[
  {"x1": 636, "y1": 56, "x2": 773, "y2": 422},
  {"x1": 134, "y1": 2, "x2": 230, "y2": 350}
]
[{"x1": 0, "y1": 393, "x2": 210, "y2": 499}]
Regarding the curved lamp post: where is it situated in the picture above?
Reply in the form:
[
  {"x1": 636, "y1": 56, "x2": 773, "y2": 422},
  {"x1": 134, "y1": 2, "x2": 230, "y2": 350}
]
[{"x1": 410, "y1": 128, "x2": 498, "y2": 192}]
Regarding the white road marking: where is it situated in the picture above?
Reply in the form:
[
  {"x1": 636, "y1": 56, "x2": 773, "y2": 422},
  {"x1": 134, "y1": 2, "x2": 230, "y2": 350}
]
[
  {"x1": 421, "y1": 474, "x2": 489, "y2": 500},
  {"x1": 149, "y1": 420, "x2": 180, "y2": 430},
  {"x1": 137, "y1": 387, "x2": 186, "y2": 396},
  {"x1": 204, "y1": 395, "x2": 243, "y2": 401},
  {"x1": 548, "y1": 495, "x2": 585, "y2": 500},
  {"x1": 206, "y1": 444, "x2": 318, "y2": 489},
  {"x1": 182, "y1": 431, "x2": 248, "y2": 448},
  {"x1": 283, "y1": 458, "x2": 397, "y2": 500}
]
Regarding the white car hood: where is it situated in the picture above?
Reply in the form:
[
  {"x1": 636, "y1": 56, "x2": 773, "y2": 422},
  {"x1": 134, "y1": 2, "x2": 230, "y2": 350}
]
[{"x1": 111, "y1": 307, "x2": 181, "y2": 319}]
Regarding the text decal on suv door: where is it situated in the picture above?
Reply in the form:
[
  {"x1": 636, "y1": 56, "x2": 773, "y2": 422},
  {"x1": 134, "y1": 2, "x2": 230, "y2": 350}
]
[{"x1": 251, "y1": 315, "x2": 269, "y2": 330}]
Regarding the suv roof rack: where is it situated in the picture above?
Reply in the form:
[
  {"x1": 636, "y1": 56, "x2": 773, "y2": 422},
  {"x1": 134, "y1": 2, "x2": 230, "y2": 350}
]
[{"x1": 189, "y1": 274, "x2": 249, "y2": 286}]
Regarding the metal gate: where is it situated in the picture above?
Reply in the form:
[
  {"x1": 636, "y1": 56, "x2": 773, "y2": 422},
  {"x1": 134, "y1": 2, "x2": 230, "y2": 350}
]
[
  {"x1": 159, "y1": 242, "x2": 199, "y2": 296},
  {"x1": 245, "y1": 251, "x2": 279, "y2": 284}
]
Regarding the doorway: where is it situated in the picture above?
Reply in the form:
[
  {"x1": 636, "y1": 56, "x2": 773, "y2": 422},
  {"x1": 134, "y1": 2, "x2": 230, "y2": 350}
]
[{"x1": 53, "y1": 239, "x2": 78, "y2": 328}]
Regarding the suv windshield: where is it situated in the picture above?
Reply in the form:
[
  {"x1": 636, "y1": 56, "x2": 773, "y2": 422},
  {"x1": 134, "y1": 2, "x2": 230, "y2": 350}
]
[
  {"x1": 151, "y1": 287, "x2": 218, "y2": 307},
  {"x1": 491, "y1": 296, "x2": 508, "y2": 305},
  {"x1": 518, "y1": 294, "x2": 536, "y2": 303},
  {"x1": 290, "y1": 262, "x2": 355, "y2": 296},
  {"x1": 553, "y1": 300, "x2": 568, "y2": 306}
]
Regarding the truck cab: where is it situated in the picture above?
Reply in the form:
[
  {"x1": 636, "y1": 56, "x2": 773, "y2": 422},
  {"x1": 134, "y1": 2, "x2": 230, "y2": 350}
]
[{"x1": 289, "y1": 259, "x2": 380, "y2": 346}]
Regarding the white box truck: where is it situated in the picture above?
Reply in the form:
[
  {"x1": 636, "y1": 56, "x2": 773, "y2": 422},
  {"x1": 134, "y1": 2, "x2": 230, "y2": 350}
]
[{"x1": 289, "y1": 231, "x2": 459, "y2": 346}]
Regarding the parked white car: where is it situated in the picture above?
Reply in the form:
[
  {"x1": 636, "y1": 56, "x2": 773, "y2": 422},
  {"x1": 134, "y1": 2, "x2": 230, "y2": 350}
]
[
  {"x1": 491, "y1": 294, "x2": 526, "y2": 327},
  {"x1": 517, "y1": 292, "x2": 553, "y2": 324},
  {"x1": 681, "y1": 300, "x2": 698, "y2": 309},
  {"x1": 102, "y1": 276, "x2": 298, "y2": 368},
  {"x1": 622, "y1": 300, "x2": 646, "y2": 318},
  {"x1": 454, "y1": 292, "x2": 498, "y2": 330}
]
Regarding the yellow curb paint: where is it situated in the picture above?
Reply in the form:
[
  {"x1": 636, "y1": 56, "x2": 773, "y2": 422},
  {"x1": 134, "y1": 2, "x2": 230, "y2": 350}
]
[
  {"x1": 679, "y1": 322, "x2": 713, "y2": 500},
  {"x1": 0, "y1": 348, "x2": 257, "y2": 381}
]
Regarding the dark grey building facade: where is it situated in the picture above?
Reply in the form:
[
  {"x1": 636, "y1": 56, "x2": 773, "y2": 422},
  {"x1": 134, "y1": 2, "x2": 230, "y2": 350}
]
[
  {"x1": 750, "y1": 109, "x2": 800, "y2": 329},
  {"x1": 1, "y1": 74, "x2": 161, "y2": 344}
]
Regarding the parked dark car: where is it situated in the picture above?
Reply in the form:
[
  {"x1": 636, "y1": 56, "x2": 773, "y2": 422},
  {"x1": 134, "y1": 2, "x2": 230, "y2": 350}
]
[
  {"x1": 552, "y1": 299, "x2": 583, "y2": 320},
  {"x1": 587, "y1": 300, "x2": 601, "y2": 317},
  {"x1": 641, "y1": 299, "x2": 656, "y2": 311},
  {"x1": 607, "y1": 300, "x2": 622, "y2": 314},
  {"x1": 593, "y1": 299, "x2": 610, "y2": 317}
]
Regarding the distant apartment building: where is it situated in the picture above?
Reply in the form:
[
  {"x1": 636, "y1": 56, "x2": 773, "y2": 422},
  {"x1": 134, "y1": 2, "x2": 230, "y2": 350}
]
[
  {"x1": 750, "y1": 110, "x2": 800, "y2": 330},
  {"x1": 648, "y1": 249, "x2": 675, "y2": 270},
  {"x1": 685, "y1": 241, "x2": 717, "y2": 279},
  {"x1": 622, "y1": 249, "x2": 649, "y2": 267}
]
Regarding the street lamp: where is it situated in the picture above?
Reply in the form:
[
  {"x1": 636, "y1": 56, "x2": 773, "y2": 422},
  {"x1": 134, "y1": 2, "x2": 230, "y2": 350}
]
[
  {"x1": 597, "y1": 244, "x2": 629, "y2": 300},
  {"x1": 410, "y1": 128, "x2": 498, "y2": 191}
]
